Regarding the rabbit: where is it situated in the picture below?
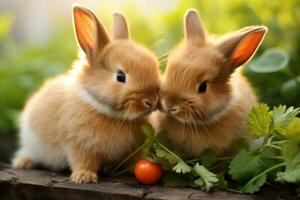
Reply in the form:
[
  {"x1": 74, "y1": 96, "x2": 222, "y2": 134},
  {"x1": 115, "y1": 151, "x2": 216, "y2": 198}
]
[
  {"x1": 12, "y1": 4, "x2": 160, "y2": 183},
  {"x1": 154, "y1": 9, "x2": 267, "y2": 158}
]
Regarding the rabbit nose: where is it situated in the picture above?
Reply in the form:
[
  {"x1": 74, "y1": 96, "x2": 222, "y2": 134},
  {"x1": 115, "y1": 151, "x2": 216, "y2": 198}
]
[
  {"x1": 142, "y1": 99, "x2": 152, "y2": 108},
  {"x1": 160, "y1": 99, "x2": 179, "y2": 114},
  {"x1": 168, "y1": 106, "x2": 179, "y2": 114}
]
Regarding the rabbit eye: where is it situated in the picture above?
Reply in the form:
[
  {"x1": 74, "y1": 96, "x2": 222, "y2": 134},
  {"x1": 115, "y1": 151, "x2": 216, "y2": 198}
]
[
  {"x1": 116, "y1": 70, "x2": 126, "y2": 83},
  {"x1": 198, "y1": 81, "x2": 207, "y2": 93}
]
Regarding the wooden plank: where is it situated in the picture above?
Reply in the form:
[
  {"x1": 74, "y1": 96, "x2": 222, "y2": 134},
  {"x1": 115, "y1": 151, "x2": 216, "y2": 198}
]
[
  {"x1": 0, "y1": 163, "x2": 297, "y2": 200},
  {"x1": 0, "y1": 164, "x2": 144, "y2": 200},
  {"x1": 145, "y1": 187, "x2": 258, "y2": 200}
]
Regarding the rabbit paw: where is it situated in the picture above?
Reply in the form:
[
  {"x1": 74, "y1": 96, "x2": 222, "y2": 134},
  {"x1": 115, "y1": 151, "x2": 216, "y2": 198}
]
[
  {"x1": 12, "y1": 155, "x2": 34, "y2": 169},
  {"x1": 71, "y1": 170, "x2": 98, "y2": 184}
]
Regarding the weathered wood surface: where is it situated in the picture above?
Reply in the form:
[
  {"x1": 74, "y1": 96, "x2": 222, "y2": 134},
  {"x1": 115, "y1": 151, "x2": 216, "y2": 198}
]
[{"x1": 0, "y1": 163, "x2": 297, "y2": 200}]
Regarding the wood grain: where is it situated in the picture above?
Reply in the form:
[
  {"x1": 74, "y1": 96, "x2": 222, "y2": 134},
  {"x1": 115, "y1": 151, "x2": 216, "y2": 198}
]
[{"x1": 0, "y1": 163, "x2": 296, "y2": 200}]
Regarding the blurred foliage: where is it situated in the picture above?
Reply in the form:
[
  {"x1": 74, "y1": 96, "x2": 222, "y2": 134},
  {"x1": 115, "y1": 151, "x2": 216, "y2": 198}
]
[
  {"x1": 0, "y1": 0, "x2": 300, "y2": 135},
  {"x1": 0, "y1": 23, "x2": 76, "y2": 134}
]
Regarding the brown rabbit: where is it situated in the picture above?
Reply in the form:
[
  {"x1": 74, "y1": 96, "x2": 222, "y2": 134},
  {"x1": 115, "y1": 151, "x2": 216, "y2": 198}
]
[
  {"x1": 12, "y1": 4, "x2": 160, "y2": 183},
  {"x1": 154, "y1": 9, "x2": 267, "y2": 158}
]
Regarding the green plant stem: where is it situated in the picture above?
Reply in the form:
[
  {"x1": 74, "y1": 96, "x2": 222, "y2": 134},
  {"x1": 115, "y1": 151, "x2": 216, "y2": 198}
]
[
  {"x1": 186, "y1": 158, "x2": 201, "y2": 164},
  {"x1": 225, "y1": 188, "x2": 243, "y2": 194},
  {"x1": 216, "y1": 156, "x2": 233, "y2": 161},
  {"x1": 187, "y1": 156, "x2": 232, "y2": 164},
  {"x1": 265, "y1": 181, "x2": 280, "y2": 188},
  {"x1": 209, "y1": 163, "x2": 225, "y2": 171},
  {"x1": 244, "y1": 163, "x2": 285, "y2": 188},
  {"x1": 157, "y1": 142, "x2": 183, "y2": 162},
  {"x1": 110, "y1": 141, "x2": 149, "y2": 176},
  {"x1": 271, "y1": 140, "x2": 288, "y2": 145},
  {"x1": 265, "y1": 144, "x2": 282, "y2": 150},
  {"x1": 265, "y1": 135, "x2": 276, "y2": 145},
  {"x1": 112, "y1": 164, "x2": 134, "y2": 176},
  {"x1": 270, "y1": 156, "x2": 284, "y2": 160}
]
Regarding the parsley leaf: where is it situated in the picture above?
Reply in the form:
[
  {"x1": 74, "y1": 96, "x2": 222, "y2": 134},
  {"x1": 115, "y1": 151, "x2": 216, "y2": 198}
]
[
  {"x1": 114, "y1": 104, "x2": 300, "y2": 194},
  {"x1": 277, "y1": 168, "x2": 300, "y2": 183},
  {"x1": 241, "y1": 174, "x2": 267, "y2": 194},
  {"x1": 193, "y1": 163, "x2": 219, "y2": 192},
  {"x1": 229, "y1": 147, "x2": 278, "y2": 183},
  {"x1": 286, "y1": 118, "x2": 300, "y2": 139},
  {"x1": 247, "y1": 103, "x2": 273, "y2": 138},
  {"x1": 229, "y1": 149, "x2": 262, "y2": 183},
  {"x1": 155, "y1": 131, "x2": 167, "y2": 144},
  {"x1": 273, "y1": 105, "x2": 300, "y2": 137},
  {"x1": 281, "y1": 140, "x2": 300, "y2": 169},
  {"x1": 141, "y1": 123, "x2": 155, "y2": 139},
  {"x1": 155, "y1": 148, "x2": 178, "y2": 165},
  {"x1": 276, "y1": 140, "x2": 300, "y2": 183},
  {"x1": 172, "y1": 160, "x2": 192, "y2": 174}
]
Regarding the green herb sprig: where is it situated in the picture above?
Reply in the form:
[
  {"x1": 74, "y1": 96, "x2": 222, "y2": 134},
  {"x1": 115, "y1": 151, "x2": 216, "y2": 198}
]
[
  {"x1": 111, "y1": 103, "x2": 300, "y2": 194},
  {"x1": 111, "y1": 124, "x2": 219, "y2": 192},
  {"x1": 229, "y1": 103, "x2": 300, "y2": 193}
]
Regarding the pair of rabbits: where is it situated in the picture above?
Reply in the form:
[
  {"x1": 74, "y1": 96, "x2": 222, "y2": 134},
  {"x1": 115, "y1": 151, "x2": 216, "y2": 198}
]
[{"x1": 12, "y1": 4, "x2": 267, "y2": 184}]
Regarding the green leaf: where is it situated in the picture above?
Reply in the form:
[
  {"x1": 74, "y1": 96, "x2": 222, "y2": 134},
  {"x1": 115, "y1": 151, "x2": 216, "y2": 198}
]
[
  {"x1": 273, "y1": 105, "x2": 300, "y2": 137},
  {"x1": 194, "y1": 178, "x2": 204, "y2": 187},
  {"x1": 155, "y1": 131, "x2": 167, "y2": 144},
  {"x1": 277, "y1": 168, "x2": 300, "y2": 183},
  {"x1": 155, "y1": 148, "x2": 178, "y2": 165},
  {"x1": 229, "y1": 150, "x2": 262, "y2": 183},
  {"x1": 193, "y1": 163, "x2": 219, "y2": 192},
  {"x1": 280, "y1": 140, "x2": 300, "y2": 169},
  {"x1": 199, "y1": 149, "x2": 217, "y2": 168},
  {"x1": 172, "y1": 160, "x2": 192, "y2": 174},
  {"x1": 247, "y1": 103, "x2": 273, "y2": 138},
  {"x1": 141, "y1": 123, "x2": 155, "y2": 138},
  {"x1": 241, "y1": 174, "x2": 267, "y2": 194},
  {"x1": 276, "y1": 140, "x2": 300, "y2": 183},
  {"x1": 286, "y1": 118, "x2": 300, "y2": 139},
  {"x1": 229, "y1": 145, "x2": 279, "y2": 186},
  {"x1": 259, "y1": 147, "x2": 279, "y2": 169},
  {"x1": 248, "y1": 48, "x2": 289, "y2": 73},
  {"x1": 144, "y1": 155, "x2": 157, "y2": 164}
]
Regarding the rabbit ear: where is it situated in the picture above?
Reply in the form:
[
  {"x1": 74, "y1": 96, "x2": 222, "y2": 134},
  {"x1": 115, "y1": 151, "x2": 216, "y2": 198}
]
[
  {"x1": 217, "y1": 26, "x2": 268, "y2": 69},
  {"x1": 184, "y1": 9, "x2": 206, "y2": 42},
  {"x1": 112, "y1": 12, "x2": 129, "y2": 40},
  {"x1": 73, "y1": 4, "x2": 110, "y2": 58}
]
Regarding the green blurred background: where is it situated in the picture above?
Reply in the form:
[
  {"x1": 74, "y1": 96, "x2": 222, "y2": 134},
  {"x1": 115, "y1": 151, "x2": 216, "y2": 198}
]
[{"x1": 0, "y1": 0, "x2": 299, "y2": 161}]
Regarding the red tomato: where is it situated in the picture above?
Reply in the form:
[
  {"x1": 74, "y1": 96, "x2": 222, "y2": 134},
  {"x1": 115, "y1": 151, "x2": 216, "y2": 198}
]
[{"x1": 134, "y1": 159, "x2": 162, "y2": 185}]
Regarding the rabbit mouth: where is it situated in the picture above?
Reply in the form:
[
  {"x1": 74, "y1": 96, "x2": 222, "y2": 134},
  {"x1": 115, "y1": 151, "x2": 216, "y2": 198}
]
[
  {"x1": 166, "y1": 99, "x2": 233, "y2": 125},
  {"x1": 124, "y1": 103, "x2": 157, "y2": 119}
]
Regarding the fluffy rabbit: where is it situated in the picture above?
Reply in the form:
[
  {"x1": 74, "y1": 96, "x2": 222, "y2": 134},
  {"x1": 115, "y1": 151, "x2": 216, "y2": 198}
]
[
  {"x1": 154, "y1": 9, "x2": 267, "y2": 158},
  {"x1": 12, "y1": 4, "x2": 160, "y2": 183}
]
